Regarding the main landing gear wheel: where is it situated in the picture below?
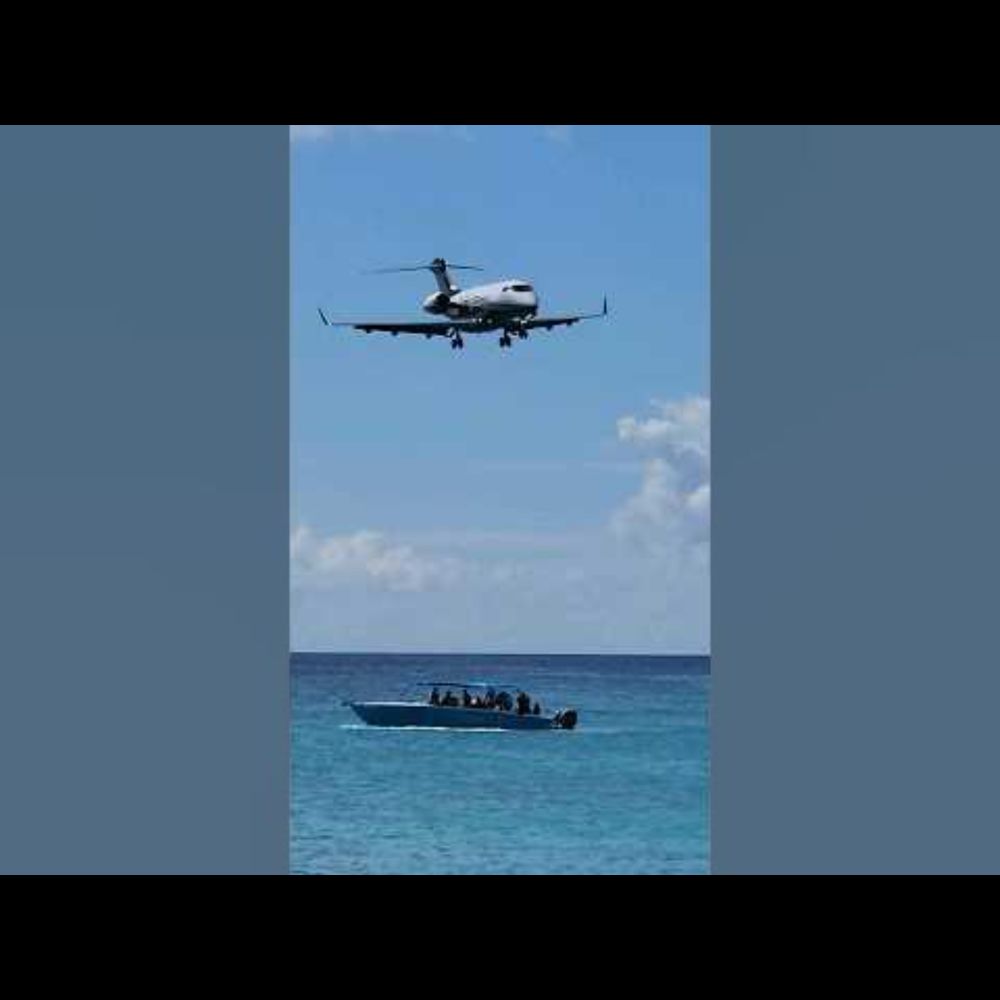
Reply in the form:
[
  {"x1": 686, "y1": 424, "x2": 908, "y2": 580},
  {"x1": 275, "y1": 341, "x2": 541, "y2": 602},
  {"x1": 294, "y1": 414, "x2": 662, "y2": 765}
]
[
  {"x1": 451, "y1": 335, "x2": 464, "y2": 350},
  {"x1": 499, "y1": 334, "x2": 512, "y2": 349}
]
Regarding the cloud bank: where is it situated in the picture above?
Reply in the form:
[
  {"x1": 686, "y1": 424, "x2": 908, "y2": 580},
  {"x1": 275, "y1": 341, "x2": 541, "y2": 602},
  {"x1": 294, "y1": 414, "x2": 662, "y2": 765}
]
[{"x1": 291, "y1": 393, "x2": 709, "y2": 652}]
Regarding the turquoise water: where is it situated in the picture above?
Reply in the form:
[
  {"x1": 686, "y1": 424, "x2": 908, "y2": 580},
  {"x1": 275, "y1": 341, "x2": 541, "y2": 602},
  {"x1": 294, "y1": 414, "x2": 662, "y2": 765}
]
[{"x1": 292, "y1": 653, "x2": 709, "y2": 875}]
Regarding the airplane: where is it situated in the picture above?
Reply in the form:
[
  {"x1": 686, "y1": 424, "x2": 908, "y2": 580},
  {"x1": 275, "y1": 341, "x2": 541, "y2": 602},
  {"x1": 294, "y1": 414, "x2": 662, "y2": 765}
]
[{"x1": 317, "y1": 257, "x2": 608, "y2": 350}]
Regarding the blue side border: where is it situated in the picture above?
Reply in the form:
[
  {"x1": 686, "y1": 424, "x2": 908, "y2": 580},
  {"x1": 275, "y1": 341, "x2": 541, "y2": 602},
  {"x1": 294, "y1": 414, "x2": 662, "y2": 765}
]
[
  {"x1": 0, "y1": 125, "x2": 288, "y2": 874},
  {"x1": 712, "y1": 125, "x2": 1000, "y2": 874}
]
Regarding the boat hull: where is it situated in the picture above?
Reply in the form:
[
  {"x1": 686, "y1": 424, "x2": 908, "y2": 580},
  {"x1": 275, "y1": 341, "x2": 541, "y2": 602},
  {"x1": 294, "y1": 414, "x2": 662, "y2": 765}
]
[{"x1": 347, "y1": 701, "x2": 561, "y2": 730}]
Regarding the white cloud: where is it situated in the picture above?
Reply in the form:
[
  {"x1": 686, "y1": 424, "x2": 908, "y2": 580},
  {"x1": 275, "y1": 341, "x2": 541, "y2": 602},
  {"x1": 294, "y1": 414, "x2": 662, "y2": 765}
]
[
  {"x1": 289, "y1": 125, "x2": 440, "y2": 142},
  {"x1": 291, "y1": 525, "x2": 462, "y2": 592},
  {"x1": 291, "y1": 125, "x2": 573, "y2": 144},
  {"x1": 290, "y1": 125, "x2": 339, "y2": 141},
  {"x1": 542, "y1": 125, "x2": 573, "y2": 143},
  {"x1": 612, "y1": 396, "x2": 710, "y2": 552},
  {"x1": 617, "y1": 395, "x2": 709, "y2": 462}
]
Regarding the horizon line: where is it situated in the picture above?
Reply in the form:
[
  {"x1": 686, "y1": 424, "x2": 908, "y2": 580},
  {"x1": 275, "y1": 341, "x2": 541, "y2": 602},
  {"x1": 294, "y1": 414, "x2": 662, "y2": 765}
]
[{"x1": 290, "y1": 649, "x2": 711, "y2": 658}]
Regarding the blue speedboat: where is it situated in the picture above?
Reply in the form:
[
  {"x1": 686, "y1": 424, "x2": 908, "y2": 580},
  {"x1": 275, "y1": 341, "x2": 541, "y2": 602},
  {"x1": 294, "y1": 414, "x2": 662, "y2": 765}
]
[{"x1": 345, "y1": 681, "x2": 578, "y2": 731}]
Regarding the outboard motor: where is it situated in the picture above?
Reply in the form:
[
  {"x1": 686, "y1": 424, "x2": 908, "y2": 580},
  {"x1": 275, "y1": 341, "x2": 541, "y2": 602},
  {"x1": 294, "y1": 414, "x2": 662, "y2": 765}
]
[{"x1": 554, "y1": 709, "x2": 578, "y2": 730}]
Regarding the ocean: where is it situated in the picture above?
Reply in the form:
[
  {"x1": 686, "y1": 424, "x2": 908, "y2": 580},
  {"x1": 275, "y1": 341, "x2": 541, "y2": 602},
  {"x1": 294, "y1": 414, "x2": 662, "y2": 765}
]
[{"x1": 292, "y1": 652, "x2": 709, "y2": 875}]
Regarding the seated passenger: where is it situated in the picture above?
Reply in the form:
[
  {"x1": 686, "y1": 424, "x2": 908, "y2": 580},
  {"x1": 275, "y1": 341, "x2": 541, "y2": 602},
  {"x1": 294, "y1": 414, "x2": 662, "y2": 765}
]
[
  {"x1": 462, "y1": 689, "x2": 472, "y2": 707},
  {"x1": 430, "y1": 687, "x2": 440, "y2": 705},
  {"x1": 532, "y1": 701, "x2": 540, "y2": 715}
]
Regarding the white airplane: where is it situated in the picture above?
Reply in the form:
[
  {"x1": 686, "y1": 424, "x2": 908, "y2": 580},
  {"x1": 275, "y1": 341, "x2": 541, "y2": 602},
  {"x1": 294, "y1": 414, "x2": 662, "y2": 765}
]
[{"x1": 317, "y1": 257, "x2": 608, "y2": 350}]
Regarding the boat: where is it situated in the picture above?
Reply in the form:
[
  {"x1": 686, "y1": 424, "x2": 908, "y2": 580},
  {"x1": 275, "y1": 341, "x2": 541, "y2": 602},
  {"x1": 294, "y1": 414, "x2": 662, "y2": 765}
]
[{"x1": 344, "y1": 681, "x2": 578, "y2": 731}]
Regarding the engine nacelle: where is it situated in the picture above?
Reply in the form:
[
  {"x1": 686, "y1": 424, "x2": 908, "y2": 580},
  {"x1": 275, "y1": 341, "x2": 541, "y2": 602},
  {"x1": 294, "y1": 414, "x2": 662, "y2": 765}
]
[{"x1": 423, "y1": 292, "x2": 450, "y2": 314}]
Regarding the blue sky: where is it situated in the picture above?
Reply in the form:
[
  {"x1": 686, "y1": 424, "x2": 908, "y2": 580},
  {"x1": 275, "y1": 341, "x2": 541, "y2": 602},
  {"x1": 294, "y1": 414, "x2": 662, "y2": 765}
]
[{"x1": 291, "y1": 125, "x2": 709, "y2": 653}]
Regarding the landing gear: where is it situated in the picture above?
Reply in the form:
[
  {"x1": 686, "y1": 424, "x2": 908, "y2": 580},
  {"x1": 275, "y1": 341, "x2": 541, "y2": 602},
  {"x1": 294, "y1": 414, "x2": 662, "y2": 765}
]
[
  {"x1": 499, "y1": 333, "x2": 512, "y2": 349},
  {"x1": 450, "y1": 334, "x2": 464, "y2": 350}
]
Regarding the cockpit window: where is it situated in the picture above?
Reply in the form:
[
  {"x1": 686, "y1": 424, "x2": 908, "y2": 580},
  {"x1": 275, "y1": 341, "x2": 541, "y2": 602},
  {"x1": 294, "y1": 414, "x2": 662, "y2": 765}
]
[{"x1": 510, "y1": 283, "x2": 533, "y2": 292}]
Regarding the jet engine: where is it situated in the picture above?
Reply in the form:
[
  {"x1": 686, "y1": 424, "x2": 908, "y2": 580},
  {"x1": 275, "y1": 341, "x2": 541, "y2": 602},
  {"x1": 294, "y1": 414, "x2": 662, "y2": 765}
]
[{"x1": 423, "y1": 292, "x2": 450, "y2": 314}]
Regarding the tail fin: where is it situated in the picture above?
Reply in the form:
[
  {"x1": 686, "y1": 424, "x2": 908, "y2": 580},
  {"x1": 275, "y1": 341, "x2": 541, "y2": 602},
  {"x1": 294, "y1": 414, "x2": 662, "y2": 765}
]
[
  {"x1": 366, "y1": 258, "x2": 483, "y2": 295},
  {"x1": 429, "y1": 257, "x2": 458, "y2": 295}
]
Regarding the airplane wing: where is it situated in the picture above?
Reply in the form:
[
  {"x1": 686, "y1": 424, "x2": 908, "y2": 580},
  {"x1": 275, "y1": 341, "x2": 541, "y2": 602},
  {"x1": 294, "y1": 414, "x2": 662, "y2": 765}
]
[
  {"x1": 317, "y1": 297, "x2": 609, "y2": 337},
  {"x1": 520, "y1": 297, "x2": 609, "y2": 333},
  {"x1": 317, "y1": 308, "x2": 460, "y2": 337}
]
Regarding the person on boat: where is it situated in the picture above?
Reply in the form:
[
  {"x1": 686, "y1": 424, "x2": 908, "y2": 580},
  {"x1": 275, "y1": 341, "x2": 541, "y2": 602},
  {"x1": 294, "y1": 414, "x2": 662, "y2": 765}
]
[
  {"x1": 516, "y1": 691, "x2": 531, "y2": 716},
  {"x1": 462, "y1": 689, "x2": 472, "y2": 707},
  {"x1": 429, "y1": 687, "x2": 440, "y2": 706},
  {"x1": 485, "y1": 689, "x2": 496, "y2": 709},
  {"x1": 532, "y1": 701, "x2": 541, "y2": 715}
]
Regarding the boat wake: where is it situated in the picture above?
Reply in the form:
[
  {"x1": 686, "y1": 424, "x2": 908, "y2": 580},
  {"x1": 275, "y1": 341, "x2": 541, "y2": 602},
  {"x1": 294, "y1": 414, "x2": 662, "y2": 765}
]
[{"x1": 341, "y1": 723, "x2": 522, "y2": 734}]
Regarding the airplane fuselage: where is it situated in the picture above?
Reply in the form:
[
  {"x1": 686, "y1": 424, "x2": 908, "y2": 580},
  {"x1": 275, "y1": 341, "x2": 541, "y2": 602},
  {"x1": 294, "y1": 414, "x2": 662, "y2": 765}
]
[{"x1": 423, "y1": 279, "x2": 538, "y2": 328}]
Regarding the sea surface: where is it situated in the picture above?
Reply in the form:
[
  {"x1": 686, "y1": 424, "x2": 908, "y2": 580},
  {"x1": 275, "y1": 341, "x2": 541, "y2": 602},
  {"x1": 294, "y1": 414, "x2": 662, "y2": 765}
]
[{"x1": 292, "y1": 652, "x2": 709, "y2": 875}]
